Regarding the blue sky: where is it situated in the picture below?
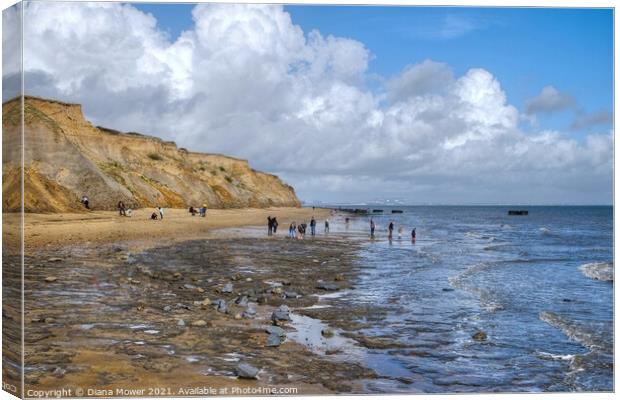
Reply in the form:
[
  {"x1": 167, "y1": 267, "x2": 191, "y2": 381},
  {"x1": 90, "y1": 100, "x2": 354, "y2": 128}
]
[{"x1": 134, "y1": 4, "x2": 613, "y2": 140}]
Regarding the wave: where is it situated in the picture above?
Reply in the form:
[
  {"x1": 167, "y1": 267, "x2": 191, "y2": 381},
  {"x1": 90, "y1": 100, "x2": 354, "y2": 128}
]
[
  {"x1": 465, "y1": 231, "x2": 496, "y2": 241},
  {"x1": 539, "y1": 311, "x2": 612, "y2": 353},
  {"x1": 578, "y1": 262, "x2": 613, "y2": 282},
  {"x1": 539, "y1": 227, "x2": 553, "y2": 236},
  {"x1": 448, "y1": 263, "x2": 504, "y2": 312}
]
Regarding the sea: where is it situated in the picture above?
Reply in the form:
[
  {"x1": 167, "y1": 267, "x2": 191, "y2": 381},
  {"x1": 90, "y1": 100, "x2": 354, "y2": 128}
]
[{"x1": 312, "y1": 205, "x2": 613, "y2": 393}]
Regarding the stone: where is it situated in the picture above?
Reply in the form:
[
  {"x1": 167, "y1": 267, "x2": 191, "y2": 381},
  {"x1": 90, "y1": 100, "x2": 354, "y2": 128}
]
[
  {"x1": 52, "y1": 367, "x2": 66, "y2": 378},
  {"x1": 271, "y1": 287, "x2": 283, "y2": 295},
  {"x1": 183, "y1": 284, "x2": 196, "y2": 290},
  {"x1": 246, "y1": 278, "x2": 253, "y2": 282},
  {"x1": 47, "y1": 258, "x2": 63, "y2": 263},
  {"x1": 472, "y1": 331, "x2": 487, "y2": 341},
  {"x1": 271, "y1": 305, "x2": 291, "y2": 323},
  {"x1": 44, "y1": 276, "x2": 58, "y2": 283},
  {"x1": 222, "y1": 283, "x2": 233, "y2": 293},
  {"x1": 234, "y1": 313, "x2": 243, "y2": 320},
  {"x1": 442, "y1": 288, "x2": 455, "y2": 292},
  {"x1": 284, "y1": 291, "x2": 299, "y2": 299},
  {"x1": 191, "y1": 320, "x2": 207, "y2": 327},
  {"x1": 236, "y1": 363, "x2": 259, "y2": 379},
  {"x1": 266, "y1": 333, "x2": 282, "y2": 347},
  {"x1": 177, "y1": 319, "x2": 186, "y2": 327},
  {"x1": 316, "y1": 281, "x2": 339, "y2": 291},
  {"x1": 334, "y1": 274, "x2": 344, "y2": 281},
  {"x1": 321, "y1": 329, "x2": 334, "y2": 338},
  {"x1": 281, "y1": 279, "x2": 291, "y2": 286},
  {"x1": 266, "y1": 326, "x2": 286, "y2": 337},
  {"x1": 163, "y1": 305, "x2": 172, "y2": 312},
  {"x1": 235, "y1": 296, "x2": 249, "y2": 307},
  {"x1": 215, "y1": 299, "x2": 228, "y2": 314},
  {"x1": 242, "y1": 305, "x2": 257, "y2": 319},
  {"x1": 173, "y1": 272, "x2": 182, "y2": 278},
  {"x1": 196, "y1": 288, "x2": 205, "y2": 293}
]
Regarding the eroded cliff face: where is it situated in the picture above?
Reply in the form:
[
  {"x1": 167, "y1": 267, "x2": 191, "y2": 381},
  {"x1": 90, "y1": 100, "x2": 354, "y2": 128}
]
[{"x1": 2, "y1": 96, "x2": 301, "y2": 212}]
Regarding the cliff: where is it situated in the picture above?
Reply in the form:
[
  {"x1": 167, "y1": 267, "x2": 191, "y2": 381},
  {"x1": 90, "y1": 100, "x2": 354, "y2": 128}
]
[{"x1": 2, "y1": 96, "x2": 301, "y2": 212}]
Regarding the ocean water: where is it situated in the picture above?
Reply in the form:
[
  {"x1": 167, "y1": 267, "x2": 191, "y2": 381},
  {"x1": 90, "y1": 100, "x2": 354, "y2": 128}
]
[{"x1": 321, "y1": 206, "x2": 613, "y2": 392}]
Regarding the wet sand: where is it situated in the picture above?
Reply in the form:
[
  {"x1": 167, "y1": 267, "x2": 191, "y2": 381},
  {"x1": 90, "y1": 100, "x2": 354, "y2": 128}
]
[{"x1": 3, "y1": 208, "x2": 389, "y2": 396}]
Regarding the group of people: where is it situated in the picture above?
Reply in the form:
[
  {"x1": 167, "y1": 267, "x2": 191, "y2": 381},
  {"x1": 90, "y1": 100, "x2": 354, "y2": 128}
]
[
  {"x1": 266, "y1": 216, "x2": 331, "y2": 239},
  {"x1": 150, "y1": 206, "x2": 164, "y2": 220},
  {"x1": 371, "y1": 218, "x2": 416, "y2": 242},
  {"x1": 189, "y1": 205, "x2": 208, "y2": 217}
]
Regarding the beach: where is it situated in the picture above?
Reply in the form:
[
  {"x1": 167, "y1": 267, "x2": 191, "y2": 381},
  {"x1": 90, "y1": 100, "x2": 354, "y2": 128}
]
[
  {"x1": 4, "y1": 207, "x2": 330, "y2": 250},
  {"x1": 2, "y1": 206, "x2": 614, "y2": 395}
]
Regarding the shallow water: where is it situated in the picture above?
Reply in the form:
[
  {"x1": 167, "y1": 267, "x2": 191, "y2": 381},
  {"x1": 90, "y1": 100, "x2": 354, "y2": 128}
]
[{"x1": 320, "y1": 205, "x2": 613, "y2": 392}]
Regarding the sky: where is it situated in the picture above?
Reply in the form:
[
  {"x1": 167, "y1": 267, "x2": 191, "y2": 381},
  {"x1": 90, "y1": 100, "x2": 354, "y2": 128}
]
[{"x1": 2, "y1": 2, "x2": 614, "y2": 204}]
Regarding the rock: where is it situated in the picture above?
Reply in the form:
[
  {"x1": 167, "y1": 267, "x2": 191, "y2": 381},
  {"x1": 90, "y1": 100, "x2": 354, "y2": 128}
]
[
  {"x1": 194, "y1": 298, "x2": 211, "y2": 308},
  {"x1": 128, "y1": 277, "x2": 140, "y2": 285},
  {"x1": 136, "y1": 304, "x2": 145, "y2": 312},
  {"x1": 191, "y1": 320, "x2": 207, "y2": 327},
  {"x1": 271, "y1": 287, "x2": 283, "y2": 295},
  {"x1": 183, "y1": 284, "x2": 196, "y2": 290},
  {"x1": 334, "y1": 274, "x2": 344, "y2": 281},
  {"x1": 562, "y1": 298, "x2": 572, "y2": 302},
  {"x1": 44, "y1": 317, "x2": 55, "y2": 324},
  {"x1": 52, "y1": 367, "x2": 66, "y2": 378},
  {"x1": 284, "y1": 291, "x2": 299, "y2": 299},
  {"x1": 173, "y1": 272, "x2": 182, "y2": 278},
  {"x1": 177, "y1": 319, "x2": 186, "y2": 327},
  {"x1": 281, "y1": 279, "x2": 291, "y2": 286},
  {"x1": 196, "y1": 288, "x2": 205, "y2": 293},
  {"x1": 472, "y1": 331, "x2": 487, "y2": 341},
  {"x1": 222, "y1": 283, "x2": 233, "y2": 293},
  {"x1": 235, "y1": 363, "x2": 259, "y2": 379},
  {"x1": 321, "y1": 329, "x2": 334, "y2": 338},
  {"x1": 271, "y1": 305, "x2": 291, "y2": 323},
  {"x1": 442, "y1": 288, "x2": 455, "y2": 292},
  {"x1": 44, "y1": 276, "x2": 58, "y2": 283},
  {"x1": 215, "y1": 299, "x2": 228, "y2": 314},
  {"x1": 242, "y1": 305, "x2": 257, "y2": 319},
  {"x1": 246, "y1": 278, "x2": 253, "y2": 282},
  {"x1": 163, "y1": 306, "x2": 172, "y2": 312},
  {"x1": 316, "y1": 281, "x2": 339, "y2": 291},
  {"x1": 266, "y1": 326, "x2": 286, "y2": 337},
  {"x1": 257, "y1": 295, "x2": 267, "y2": 304},
  {"x1": 234, "y1": 313, "x2": 243, "y2": 320},
  {"x1": 235, "y1": 296, "x2": 249, "y2": 307},
  {"x1": 266, "y1": 333, "x2": 283, "y2": 347},
  {"x1": 47, "y1": 258, "x2": 63, "y2": 263}
]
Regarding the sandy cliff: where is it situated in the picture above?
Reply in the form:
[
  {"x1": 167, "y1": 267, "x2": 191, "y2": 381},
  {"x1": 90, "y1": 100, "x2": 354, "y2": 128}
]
[{"x1": 2, "y1": 96, "x2": 301, "y2": 212}]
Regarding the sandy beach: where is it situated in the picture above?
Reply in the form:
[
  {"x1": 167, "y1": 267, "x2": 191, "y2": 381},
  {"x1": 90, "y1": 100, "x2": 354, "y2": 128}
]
[{"x1": 3, "y1": 207, "x2": 331, "y2": 250}]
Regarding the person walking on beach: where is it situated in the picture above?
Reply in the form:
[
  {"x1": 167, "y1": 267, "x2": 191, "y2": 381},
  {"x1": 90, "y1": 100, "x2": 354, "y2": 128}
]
[
  {"x1": 370, "y1": 218, "x2": 376, "y2": 238},
  {"x1": 81, "y1": 195, "x2": 90, "y2": 209},
  {"x1": 200, "y1": 204, "x2": 207, "y2": 217},
  {"x1": 273, "y1": 217, "x2": 279, "y2": 234},
  {"x1": 267, "y1": 216, "x2": 273, "y2": 236},
  {"x1": 310, "y1": 217, "x2": 316, "y2": 236},
  {"x1": 298, "y1": 223, "x2": 306, "y2": 239},
  {"x1": 388, "y1": 221, "x2": 394, "y2": 239},
  {"x1": 289, "y1": 222, "x2": 296, "y2": 238},
  {"x1": 398, "y1": 226, "x2": 403, "y2": 239},
  {"x1": 158, "y1": 206, "x2": 164, "y2": 220},
  {"x1": 411, "y1": 228, "x2": 416, "y2": 243},
  {"x1": 325, "y1": 219, "x2": 330, "y2": 233},
  {"x1": 118, "y1": 201, "x2": 126, "y2": 216}
]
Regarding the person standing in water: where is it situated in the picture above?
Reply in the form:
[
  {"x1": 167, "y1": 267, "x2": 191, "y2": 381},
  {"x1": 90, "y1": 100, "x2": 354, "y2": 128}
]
[
  {"x1": 310, "y1": 217, "x2": 316, "y2": 236},
  {"x1": 273, "y1": 217, "x2": 279, "y2": 234},
  {"x1": 267, "y1": 216, "x2": 273, "y2": 236},
  {"x1": 324, "y1": 219, "x2": 330, "y2": 233},
  {"x1": 370, "y1": 218, "x2": 376, "y2": 238},
  {"x1": 398, "y1": 226, "x2": 403, "y2": 239},
  {"x1": 388, "y1": 221, "x2": 394, "y2": 239},
  {"x1": 411, "y1": 228, "x2": 416, "y2": 243}
]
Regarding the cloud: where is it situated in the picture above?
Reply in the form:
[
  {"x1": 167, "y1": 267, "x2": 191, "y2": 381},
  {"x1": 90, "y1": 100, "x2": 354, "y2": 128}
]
[
  {"x1": 5, "y1": 2, "x2": 612, "y2": 204},
  {"x1": 571, "y1": 110, "x2": 613, "y2": 130},
  {"x1": 525, "y1": 85, "x2": 575, "y2": 115}
]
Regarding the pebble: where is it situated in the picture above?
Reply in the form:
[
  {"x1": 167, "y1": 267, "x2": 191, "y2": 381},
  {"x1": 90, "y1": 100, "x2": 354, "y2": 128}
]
[
  {"x1": 44, "y1": 276, "x2": 58, "y2": 283},
  {"x1": 184, "y1": 284, "x2": 196, "y2": 290},
  {"x1": 222, "y1": 283, "x2": 233, "y2": 293},
  {"x1": 242, "y1": 305, "x2": 257, "y2": 319},
  {"x1": 191, "y1": 320, "x2": 207, "y2": 327},
  {"x1": 321, "y1": 329, "x2": 334, "y2": 338},
  {"x1": 246, "y1": 278, "x2": 253, "y2": 282},
  {"x1": 47, "y1": 258, "x2": 63, "y2": 263},
  {"x1": 334, "y1": 274, "x2": 344, "y2": 281},
  {"x1": 196, "y1": 288, "x2": 205, "y2": 293},
  {"x1": 316, "y1": 281, "x2": 339, "y2": 291},
  {"x1": 284, "y1": 291, "x2": 299, "y2": 299},
  {"x1": 177, "y1": 319, "x2": 186, "y2": 327},
  {"x1": 271, "y1": 287, "x2": 283, "y2": 295},
  {"x1": 236, "y1": 363, "x2": 259, "y2": 379},
  {"x1": 215, "y1": 299, "x2": 228, "y2": 314}
]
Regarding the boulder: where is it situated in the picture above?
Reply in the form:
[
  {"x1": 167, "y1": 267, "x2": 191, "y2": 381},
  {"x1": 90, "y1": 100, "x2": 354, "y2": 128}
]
[
  {"x1": 266, "y1": 333, "x2": 283, "y2": 347},
  {"x1": 266, "y1": 326, "x2": 286, "y2": 337},
  {"x1": 321, "y1": 329, "x2": 334, "y2": 338},
  {"x1": 215, "y1": 299, "x2": 227, "y2": 314},
  {"x1": 271, "y1": 305, "x2": 291, "y2": 323},
  {"x1": 472, "y1": 331, "x2": 487, "y2": 341},
  {"x1": 236, "y1": 363, "x2": 259, "y2": 379}
]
